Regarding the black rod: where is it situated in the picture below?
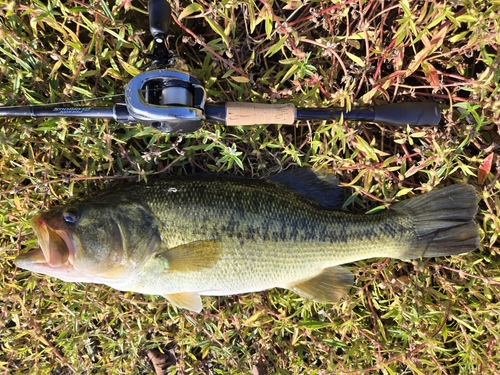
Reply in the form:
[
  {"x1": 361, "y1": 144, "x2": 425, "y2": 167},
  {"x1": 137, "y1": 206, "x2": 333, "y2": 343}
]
[
  {"x1": 0, "y1": 104, "x2": 135, "y2": 123},
  {"x1": 0, "y1": 102, "x2": 441, "y2": 130}
]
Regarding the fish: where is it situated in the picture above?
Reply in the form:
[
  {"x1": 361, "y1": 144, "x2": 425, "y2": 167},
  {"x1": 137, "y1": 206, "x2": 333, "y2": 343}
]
[{"x1": 15, "y1": 169, "x2": 480, "y2": 312}]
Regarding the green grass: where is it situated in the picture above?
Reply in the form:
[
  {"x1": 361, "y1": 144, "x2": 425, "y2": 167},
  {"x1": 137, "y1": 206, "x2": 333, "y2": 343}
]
[{"x1": 1, "y1": 0, "x2": 499, "y2": 373}]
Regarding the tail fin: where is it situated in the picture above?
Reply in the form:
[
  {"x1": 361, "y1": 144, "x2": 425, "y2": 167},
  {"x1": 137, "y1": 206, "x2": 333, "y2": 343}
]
[{"x1": 393, "y1": 184, "x2": 479, "y2": 258}]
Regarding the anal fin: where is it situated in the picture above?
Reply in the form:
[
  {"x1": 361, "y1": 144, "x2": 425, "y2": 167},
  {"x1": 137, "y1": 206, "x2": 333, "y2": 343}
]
[
  {"x1": 288, "y1": 266, "x2": 354, "y2": 303},
  {"x1": 164, "y1": 292, "x2": 203, "y2": 313}
]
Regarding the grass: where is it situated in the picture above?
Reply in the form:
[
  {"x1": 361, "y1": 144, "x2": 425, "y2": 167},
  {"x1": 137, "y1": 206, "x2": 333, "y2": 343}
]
[{"x1": 0, "y1": 0, "x2": 499, "y2": 373}]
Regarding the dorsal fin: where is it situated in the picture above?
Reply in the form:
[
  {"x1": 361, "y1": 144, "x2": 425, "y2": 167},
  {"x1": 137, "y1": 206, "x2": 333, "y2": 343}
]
[{"x1": 269, "y1": 169, "x2": 344, "y2": 210}]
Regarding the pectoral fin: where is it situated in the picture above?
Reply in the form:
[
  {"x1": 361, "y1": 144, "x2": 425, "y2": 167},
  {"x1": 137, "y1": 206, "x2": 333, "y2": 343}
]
[
  {"x1": 288, "y1": 266, "x2": 354, "y2": 303},
  {"x1": 164, "y1": 292, "x2": 203, "y2": 313},
  {"x1": 155, "y1": 239, "x2": 222, "y2": 272}
]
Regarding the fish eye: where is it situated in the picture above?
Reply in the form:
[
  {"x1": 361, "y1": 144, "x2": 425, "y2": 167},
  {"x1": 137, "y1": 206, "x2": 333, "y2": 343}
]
[{"x1": 63, "y1": 210, "x2": 79, "y2": 224}]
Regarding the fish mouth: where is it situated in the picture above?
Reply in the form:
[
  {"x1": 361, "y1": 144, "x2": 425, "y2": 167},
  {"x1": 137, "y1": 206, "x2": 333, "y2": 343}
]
[{"x1": 17, "y1": 214, "x2": 77, "y2": 269}]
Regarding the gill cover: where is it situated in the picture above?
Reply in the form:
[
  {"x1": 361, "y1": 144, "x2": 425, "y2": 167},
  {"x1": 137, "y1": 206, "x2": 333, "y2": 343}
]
[{"x1": 18, "y1": 195, "x2": 161, "y2": 283}]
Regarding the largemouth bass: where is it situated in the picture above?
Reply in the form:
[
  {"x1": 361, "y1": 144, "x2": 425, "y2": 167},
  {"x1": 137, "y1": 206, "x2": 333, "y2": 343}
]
[{"x1": 16, "y1": 170, "x2": 479, "y2": 312}]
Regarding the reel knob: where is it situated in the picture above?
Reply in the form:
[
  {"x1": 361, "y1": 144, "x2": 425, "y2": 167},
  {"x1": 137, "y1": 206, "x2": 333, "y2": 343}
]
[{"x1": 149, "y1": 0, "x2": 171, "y2": 40}]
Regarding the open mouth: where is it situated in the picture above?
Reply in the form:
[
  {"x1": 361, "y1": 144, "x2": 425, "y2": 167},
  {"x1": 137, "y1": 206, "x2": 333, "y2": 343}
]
[{"x1": 20, "y1": 214, "x2": 77, "y2": 268}]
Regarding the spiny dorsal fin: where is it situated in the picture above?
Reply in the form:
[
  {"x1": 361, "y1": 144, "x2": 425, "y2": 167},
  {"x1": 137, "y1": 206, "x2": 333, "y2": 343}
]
[
  {"x1": 155, "y1": 239, "x2": 222, "y2": 272},
  {"x1": 164, "y1": 292, "x2": 203, "y2": 312},
  {"x1": 269, "y1": 169, "x2": 344, "y2": 210},
  {"x1": 288, "y1": 266, "x2": 354, "y2": 303}
]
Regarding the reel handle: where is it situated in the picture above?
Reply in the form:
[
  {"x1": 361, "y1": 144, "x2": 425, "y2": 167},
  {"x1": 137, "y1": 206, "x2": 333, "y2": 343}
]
[{"x1": 149, "y1": 0, "x2": 172, "y2": 40}]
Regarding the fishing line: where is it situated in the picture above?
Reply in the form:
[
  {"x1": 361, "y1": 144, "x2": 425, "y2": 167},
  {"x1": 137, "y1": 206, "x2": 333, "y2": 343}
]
[
  {"x1": 0, "y1": 94, "x2": 125, "y2": 109},
  {"x1": 0, "y1": 84, "x2": 180, "y2": 109}
]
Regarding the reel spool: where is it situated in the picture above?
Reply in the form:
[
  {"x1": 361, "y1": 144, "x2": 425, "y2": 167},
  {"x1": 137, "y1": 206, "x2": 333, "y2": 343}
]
[{"x1": 125, "y1": 70, "x2": 206, "y2": 133}]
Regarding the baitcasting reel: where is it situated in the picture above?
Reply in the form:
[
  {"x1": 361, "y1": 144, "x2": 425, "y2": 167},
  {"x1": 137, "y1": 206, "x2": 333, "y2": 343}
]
[{"x1": 0, "y1": 0, "x2": 442, "y2": 133}]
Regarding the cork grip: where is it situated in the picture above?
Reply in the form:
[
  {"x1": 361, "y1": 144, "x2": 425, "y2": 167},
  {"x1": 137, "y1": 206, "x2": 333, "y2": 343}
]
[{"x1": 225, "y1": 102, "x2": 296, "y2": 126}]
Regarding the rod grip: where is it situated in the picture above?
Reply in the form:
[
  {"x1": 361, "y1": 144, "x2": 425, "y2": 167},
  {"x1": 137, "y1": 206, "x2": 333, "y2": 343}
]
[
  {"x1": 225, "y1": 102, "x2": 296, "y2": 125},
  {"x1": 149, "y1": 0, "x2": 171, "y2": 39},
  {"x1": 372, "y1": 102, "x2": 442, "y2": 126}
]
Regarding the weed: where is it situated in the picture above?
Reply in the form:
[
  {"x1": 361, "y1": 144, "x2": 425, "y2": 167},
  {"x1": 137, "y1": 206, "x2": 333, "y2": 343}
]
[{"x1": 0, "y1": 0, "x2": 499, "y2": 374}]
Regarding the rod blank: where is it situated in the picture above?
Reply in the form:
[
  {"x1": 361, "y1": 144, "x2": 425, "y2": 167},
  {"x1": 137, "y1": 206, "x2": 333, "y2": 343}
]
[{"x1": 0, "y1": 104, "x2": 135, "y2": 123}]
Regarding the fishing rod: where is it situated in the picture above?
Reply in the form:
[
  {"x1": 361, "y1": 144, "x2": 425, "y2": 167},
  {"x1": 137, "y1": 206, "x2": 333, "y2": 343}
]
[{"x1": 0, "y1": 0, "x2": 442, "y2": 134}]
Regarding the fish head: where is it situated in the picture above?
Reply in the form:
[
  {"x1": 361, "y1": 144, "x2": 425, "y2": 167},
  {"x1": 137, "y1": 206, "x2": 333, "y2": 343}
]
[{"x1": 16, "y1": 197, "x2": 161, "y2": 283}]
